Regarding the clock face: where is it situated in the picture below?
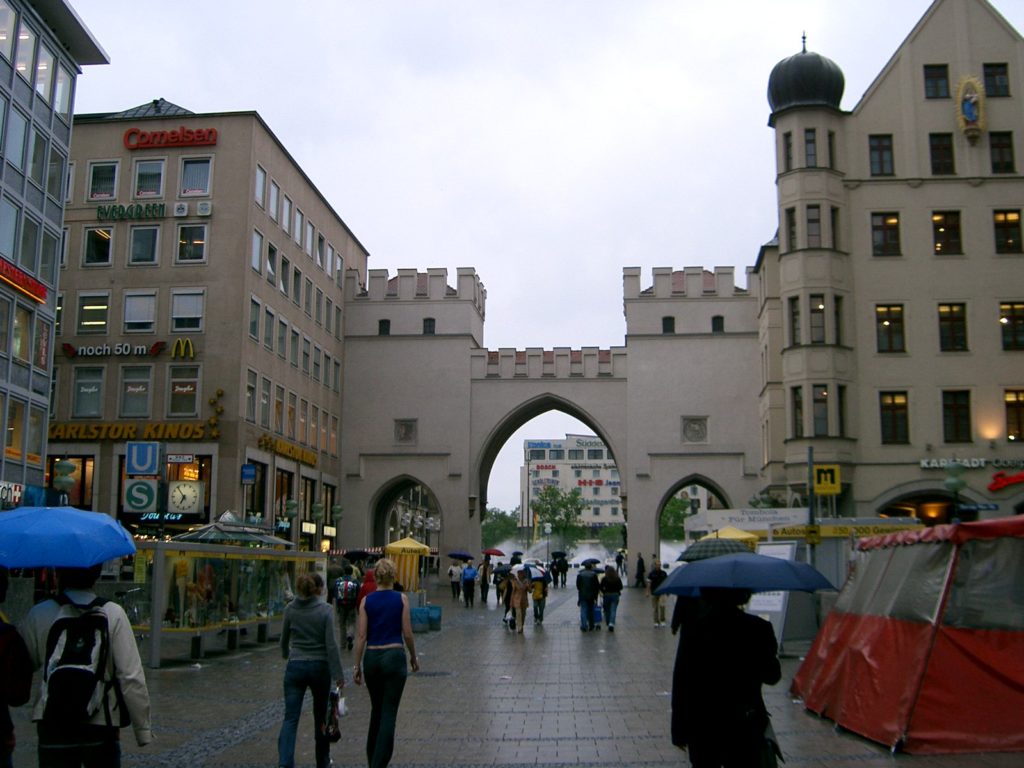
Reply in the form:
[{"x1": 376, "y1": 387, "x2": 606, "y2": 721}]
[{"x1": 168, "y1": 481, "x2": 202, "y2": 514}]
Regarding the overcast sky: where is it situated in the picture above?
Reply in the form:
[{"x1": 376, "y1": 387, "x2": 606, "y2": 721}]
[{"x1": 71, "y1": 0, "x2": 1024, "y2": 512}]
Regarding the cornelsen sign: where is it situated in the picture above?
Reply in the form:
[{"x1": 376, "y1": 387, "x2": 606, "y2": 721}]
[{"x1": 123, "y1": 126, "x2": 218, "y2": 150}]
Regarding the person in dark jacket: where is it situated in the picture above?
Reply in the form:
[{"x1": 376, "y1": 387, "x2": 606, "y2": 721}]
[
  {"x1": 634, "y1": 554, "x2": 647, "y2": 588},
  {"x1": 671, "y1": 588, "x2": 781, "y2": 767},
  {"x1": 0, "y1": 568, "x2": 31, "y2": 768},
  {"x1": 599, "y1": 565, "x2": 624, "y2": 631},
  {"x1": 647, "y1": 559, "x2": 668, "y2": 626},
  {"x1": 575, "y1": 562, "x2": 600, "y2": 631}
]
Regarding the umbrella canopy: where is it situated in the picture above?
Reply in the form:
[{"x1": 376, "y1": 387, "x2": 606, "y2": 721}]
[
  {"x1": 677, "y1": 538, "x2": 751, "y2": 562},
  {"x1": 482, "y1": 547, "x2": 505, "y2": 557},
  {"x1": 550, "y1": 550, "x2": 567, "y2": 559},
  {"x1": 0, "y1": 506, "x2": 136, "y2": 568},
  {"x1": 581, "y1": 557, "x2": 602, "y2": 567},
  {"x1": 339, "y1": 548, "x2": 372, "y2": 561},
  {"x1": 525, "y1": 564, "x2": 548, "y2": 581},
  {"x1": 655, "y1": 552, "x2": 835, "y2": 596},
  {"x1": 172, "y1": 522, "x2": 293, "y2": 547},
  {"x1": 384, "y1": 536, "x2": 430, "y2": 556},
  {"x1": 511, "y1": 550, "x2": 524, "y2": 556},
  {"x1": 699, "y1": 525, "x2": 758, "y2": 542},
  {"x1": 447, "y1": 550, "x2": 473, "y2": 561}
]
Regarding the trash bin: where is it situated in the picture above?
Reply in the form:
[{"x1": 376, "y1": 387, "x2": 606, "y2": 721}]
[
  {"x1": 411, "y1": 606, "x2": 429, "y2": 633},
  {"x1": 427, "y1": 604, "x2": 442, "y2": 631}
]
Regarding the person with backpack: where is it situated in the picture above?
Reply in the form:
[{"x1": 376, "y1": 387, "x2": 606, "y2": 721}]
[
  {"x1": 1, "y1": 567, "x2": 32, "y2": 768},
  {"x1": 461, "y1": 561, "x2": 477, "y2": 608},
  {"x1": 20, "y1": 564, "x2": 152, "y2": 767},
  {"x1": 335, "y1": 565, "x2": 360, "y2": 651}
]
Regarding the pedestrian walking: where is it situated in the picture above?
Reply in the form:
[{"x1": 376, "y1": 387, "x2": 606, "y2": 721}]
[
  {"x1": 576, "y1": 561, "x2": 600, "y2": 631},
  {"x1": 672, "y1": 588, "x2": 781, "y2": 767},
  {"x1": 20, "y1": 564, "x2": 153, "y2": 768},
  {"x1": 614, "y1": 550, "x2": 625, "y2": 577},
  {"x1": 353, "y1": 558, "x2": 419, "y2": 768},
  {"x1": 0, "y1": 568, "x2": 32, "y2": 768},
  {"x1": 531, "y1": 574, "x2": 548, "y2": 624},
  {"x1": 647, "y1": 559, "x2": 668, "y2": 626},
  {"x1": 510, "y1": 569, "x2": 530, "y2": 635},
  {"x1": 335, "y1": 565, "x2": 360, "y2": 651},
  {"x1": 599, "y1": 565, "x2": 623, "y2": 631},
  {"x1": 557, "y1": 556, "x2": 569, "y2": 588},
  {"x1": 277, "y1": 572, "x2": 345, "y2": 768},
  {"x1": 461, "y1": 561, "x2": 478, "y2": 607},
  {"x1": 479, "y1": 557, "x2": 491, "y2": 604},
  {"x1": 357, "y1": 567, "x2": 377, "y2": 609},
  {"x1": 447, "y1": 561, "x2": 463, "y2": 601},
  {"x1": 635, "y1": 554, "x2": 647, "y2": 588}
]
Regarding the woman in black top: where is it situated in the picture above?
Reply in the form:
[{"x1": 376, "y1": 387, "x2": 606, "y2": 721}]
[{"x1": 599, "y1": 565, "x2": 624, "y2": 630}]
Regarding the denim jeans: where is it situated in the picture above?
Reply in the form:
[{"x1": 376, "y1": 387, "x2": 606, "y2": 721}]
[
  {"x1": 363, "y1": 647, "x2": 408, "y2": 768},
  {"x1": 278, "y1": 659, "x2": 331, "y2": 768},
  {"x1": 579, "y1": 598, "x2": 596, "y2": 629},
  {"x1": 603, "y1": 593, "x2": 620, "y2": 627}
]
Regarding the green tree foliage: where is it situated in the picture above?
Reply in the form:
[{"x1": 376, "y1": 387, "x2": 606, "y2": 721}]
[
  {"x1": 659, "y1": 495, "x2": 693, "y2": 540},
  {"x1": 531, "y1": 485, "x2": 586, "y2": 548},
  {"x1": 481, "y1": 506, "x2": 519, "y2": 548},
  {"x1": 597, "y1": 524, "x2": 625, "y2": 553}
]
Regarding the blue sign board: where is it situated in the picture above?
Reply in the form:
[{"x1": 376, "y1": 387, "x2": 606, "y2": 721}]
[
  {"x1": 240, "y1": 463, "x2": 257, "y2": 485},
  {"x1": 958, "y1": 503, "x2": 999, "y2": 512},
  {"x1": 125, "y1": 441, "x2": 161, "y2": 476}
]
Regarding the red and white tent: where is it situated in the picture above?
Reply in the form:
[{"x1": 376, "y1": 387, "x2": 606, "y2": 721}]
[{"x1": 791, "y1": 516, "x2": 1024, "y2": 754}]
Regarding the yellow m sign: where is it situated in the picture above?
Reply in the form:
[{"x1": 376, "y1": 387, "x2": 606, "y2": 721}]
[{"x1": 171, "y1": 337, "x2": 195, "y2": 359}]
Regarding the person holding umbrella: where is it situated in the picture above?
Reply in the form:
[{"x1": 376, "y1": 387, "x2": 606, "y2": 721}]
[
  {"x1": 510, "y1": 567, "x2": 530, "y2": 635},
  {"x1": 479, "y1": 555, "x2": 492, "y2": 604},
  {"x1": 446, "y1": 560, "x2": 463, "y2": 601}
]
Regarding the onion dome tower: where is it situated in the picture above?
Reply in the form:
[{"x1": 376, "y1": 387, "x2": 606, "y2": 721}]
[{"x1": 767, "y1": 36, "x2": 845, "y2": 125}]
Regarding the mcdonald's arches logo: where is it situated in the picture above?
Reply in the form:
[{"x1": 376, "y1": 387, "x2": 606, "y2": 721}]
[{"x1": 171, "y1": 337, "x2": 196, "y2": 359}]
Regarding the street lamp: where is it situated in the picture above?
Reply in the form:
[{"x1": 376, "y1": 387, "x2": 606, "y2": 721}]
[{"x1": 544, "y1": 522, "x2": 552, "y2": 563}]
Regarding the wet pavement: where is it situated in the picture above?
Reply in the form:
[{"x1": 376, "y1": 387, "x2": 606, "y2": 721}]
[{"x1": 9, "y1": 579, "x2": 1020, "y2": 767}]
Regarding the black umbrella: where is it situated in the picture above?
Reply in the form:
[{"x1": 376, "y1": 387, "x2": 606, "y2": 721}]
[
  {"x1": 341, "y1": 548, "x2": 371, "y2": 560},
  {"x1": 581, "y1": 557, "x2": 602, "y2": 567},
  {"x1": 655, "y1": 552, "x2": 835, "y2": 596},
  {"x1": 511, "y1": 551, "x2": 524, "y2": 556},
  {"x1": 550, "y1": 551, "x2": 567, "y2": 559},
  {"x1": 448, "y1": 550, "x2": 473, "y2": 561},
  {"x1": 676, "y1": 538, "x2": 750, "y2": 562}
]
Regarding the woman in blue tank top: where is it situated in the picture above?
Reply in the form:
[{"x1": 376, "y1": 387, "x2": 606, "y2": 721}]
[{"x1": 353, "y1": 558, "x2": 418, "y2": 768}]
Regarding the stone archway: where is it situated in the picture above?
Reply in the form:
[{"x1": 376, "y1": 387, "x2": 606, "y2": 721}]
[{"x1": 369, "y1": 475, "x2": 443, "y2": 549}]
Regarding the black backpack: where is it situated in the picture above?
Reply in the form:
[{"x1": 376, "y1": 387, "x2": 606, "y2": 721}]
[{"x1": 41, "y1": 595, "x2": 125, "y2": 726}]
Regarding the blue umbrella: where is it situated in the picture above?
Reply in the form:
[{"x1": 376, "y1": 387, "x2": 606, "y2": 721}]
[
  {"x1": 447, "y1": 550, "x2": 473, "y2": 561},
  {"x1": 655, "y1": 552, "x2": 834, "y2": 596},
  {"x1": 0, "y1": 506, "x2": 136, "y2": 568}
]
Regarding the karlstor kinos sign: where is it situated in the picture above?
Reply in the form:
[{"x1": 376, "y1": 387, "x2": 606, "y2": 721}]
[{"x1": 123, "y1": 126, "x2": 218, "y2": 150}]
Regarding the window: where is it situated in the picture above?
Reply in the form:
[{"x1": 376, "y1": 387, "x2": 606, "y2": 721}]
[
  {"x1": 280, "y1": 255, "x2": 290, "y2": 295},
  {"x1": 316, "y1": 234, "x2": 325, "y2": 269},
  {"x1": 28, "y1": 129, "x2": 46, "y2": 186},
  {"x1": 568, "y1": 449, "x2": 583, "y2": 460},
  {"x1": 291, "y1": 266, "x2": 301, "y2": 305},
  {"x1": 880, "y1": 392, "x2": 909, "y2": 444},
  {"x1": 804, "y1": 128, "x2": 817, "y2": 167},
  {"x1": 711, "y1": 315, "x2": 724, "y2": 333},
  {"x1": 323, "y1": 352, "x2": 331, "y2": 388},
  {"x1": 378, "y1": 319, "x2": 390, "y2": 336},
  {"x1": 785, "y1": 208, "x2": 796, "y2": 251},
  {"x1": 335, "y1": 306, "x2": 342, "y2": 338},
  {"x1": 812, "y1": 385, "x2": 828, "y2": 436},
  {"x1": 129, "y1": 225, "x2": 159, "y2": 265},
  {"x1": 73, "y1": 367, "x2": 104, "y2": 417},
  {"x1": 837, "y1": 385, "x2": 848, "y2": 437},
  {"x1": 0, "y1": 197, "x2": 15, "y2": 259},
  {"x1": 26, "y1": 404, "x2": 43, "y2": 464},
  {"x1": 827, "y1": 130, "x2": 835, "y2": 169},
  {"x1": 268, "y1": 181, "x2": 279, "y2": 221},
  {"x1": 315, "y1": 287, "x2": 323, "y2": 324},
  {"x1": 830, "y1": 206, "x2": 840, "y2": 249},
  {"x1": 266, "y1": 242, "x2": 277, "y2": 285},
  {"x1": 54, "y1": 65, "x2": 72, "y2": 121},
  {"x1": 302, "y1": 337, "x2": 310, "y2": 373},
  {"x1": 305, "y1": 221, "x2": 314, "y2": 257},
  {"x1": 54, "y1": 294, "x2": 61, "y2": 336},
  {"x1": 1006, "y1": 390, "x2": 1024, "y2": 442},
  {"x1": 177, "y1": 224, "x2": 206, "y2": 263},
  {"x1": 180, "y1": 158, "x2": 210, "y2": 195},
  {"x1": 938, "y1": 303, "x2": 968, "y2": 351},
  {"x1": 248, "y1": 297, "x2": 260, "y2": 339},
  {"x1": 313, "y1": 346, "x2": 321, "y2": 381},
  {"x1": 77, "y1": 292, "x2": 109, "y2": 334},
  {"x1": 11, "y1": 304, "x2": 30, "y2": 361},
  {"x1": 287, "y1": 392, "x2": 297, "y2": 438},
  {"x1": 994, "y1": 210, "x2": 1022, "y2": 253},
  {"x1": 134, "y1": 160, "x2": 163, "y2": 198},
  {"x1": 309, "y1": 406, "x2": 319, "y2": 449},
  {"x1": 1000, "y1": 302, "x2": 1024, "y2": 350},
  {"x1": 32, "y1": 316, "x2": 47, "y2": 370},
  {"x1": 123, "y1": 292, "x2": 156, "y2": 333},
  {"x1": 990, "y1": 132, "x2": 1015, "y2": 174},
  {"x1": 0, "y1": 4, "x2": 14, "y2": 60},
  {"x1": 869, "y1": 135, "x2": 894, "y2": 176},
  {"x1": 259, "y1": 377, "x2": 271, "y2": 428},
  {"x1": 170, "y1": 290, "x2": 204, "y2": 331},
  {"x1": 245, "y1": 370, "x2": 256, "y2": 422},
  {"x1": 303, "y1": 277, "x2": 312, "y2": 316},
  {"x1": 942, "y1": 390, "x2": 971, "y2": 443},
  {"x1": 331, "y1": 416, "x2": 339, "y2": 455},
  {"x1": 88, "y1": 161, "x2": 117, "y2": 200},
  {"x1": 929, "y1": 133, "x2": 955, "y2": 175},
  {"x1": 782, "y1": 132, "x2": 792, "y2": 172},
  {"x1": 4, "y1": 108, "x2": 26, "y2": 169},
  {"x1": 282, "y1": 196, "x2": 292, "y2": 235},
  {"x1": 254, "y1": 165, "x2": 266, "y2": 207},
  {"x1": 423, "y1": 317, "x2": 435, "y2": 335},
  {"x1": 791, "y1": 386, "x2": 803, "y2": 438},
  {"x1": 274, "y1": 385, "x2": 284, "y2": 433},
  {"x1": 871, "y1": 212, "x2": 901, "y2": 256},
  {"x1": 14, "y1": 21, "x2": 35, "y2": 83},
  {"x1": 806, "y1": 205, "x2": 821, "y2": 248},
  {"x1": 277, "y1": 318, "x2": 287, "y2": 358},
  {"x1": 18, "y1": 215, "x2": 37, "y2": 271},
  {"x1": 251, "y1": 229, "x2": 263, "y2": 273},
  {"x1": 788, "y1": 296, "x2": 801, "y2": 345},
  {"x1": 834, "y1": 296, "x2": 843, "y2": 345},
  {"x1": 876, "y1": 304, "x2": 905, "y2": 352},
  {"x1": 984, "y1": 63, "x2": 1010, "y2": 97},
  {"x1": 333, "y1": 360, "x2": 340, "y2": 392},
  {"x1": 46, "y1": 146, "x2": 64, "y2": 199},
  {"x1": 290, "y1": 328, "x2": 299, "y2": 366},
  {"x1": 325, "y1": 298, "x2": 333, "y2": 334},
  {"x1": 119, "y1": 366, "x2": 151, "y2": 418},
  {"x1": 662, "y1": 316, "x2": 675, "y2": 334},
  {"x1": 263, "y1": 306, "x2": 274, "y2": 349},
  {"x1": 168, "y1": 365, "x2": 200, "y2": 416},
  {"x1": 932, "y1": 211, "x2": 962, "y2": 254},
  {"x1": 299, "y1": 399, "x2": 308, "y2": 443},
  {"x1": 588, "y1": 448, "x2": 603, "y2": 460},
  {"x1": 293, "y1": 208, "x2": 303, "y2": 246},
  {"x1": 924, "y1": 65, "x2": 949, "y2": 98},
  {"x1": 83, "y1": 227, "x2": 112, "y2": 266},
  {"x1": 810, "y1": 294, "x2": 825, "y2": 343}
]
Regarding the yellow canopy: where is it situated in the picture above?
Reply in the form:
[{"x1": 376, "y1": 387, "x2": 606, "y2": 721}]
[
  {"x1": 384, "y1": 536, "x2": 430, "y2": 555},
  {"x1": 701, "y1": 525, "x2": 758, "y2": 542}
]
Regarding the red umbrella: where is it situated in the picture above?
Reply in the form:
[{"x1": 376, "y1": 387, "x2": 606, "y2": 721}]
[{"x1": 482, "y1": 548, "x2": 504, "y2": 556}]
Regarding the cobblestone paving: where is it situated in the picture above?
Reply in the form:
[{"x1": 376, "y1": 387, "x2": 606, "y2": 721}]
[{"x1": 9, "y1": 580, "x2": 1020, "y2": 767}]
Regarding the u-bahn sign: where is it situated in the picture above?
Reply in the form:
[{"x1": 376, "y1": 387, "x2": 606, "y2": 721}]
[{"x1": 813, "y1": 464, "x2": 841, "y2": 495}]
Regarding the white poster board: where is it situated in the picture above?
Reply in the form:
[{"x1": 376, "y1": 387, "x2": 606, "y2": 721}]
[{"x1": 749, "y1": 541, "x2": 797, "y2": 648}]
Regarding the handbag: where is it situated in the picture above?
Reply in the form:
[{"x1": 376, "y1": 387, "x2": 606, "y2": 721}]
[{"x1": 322, "y1": 686, "x2": 343, "y2": 742}]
